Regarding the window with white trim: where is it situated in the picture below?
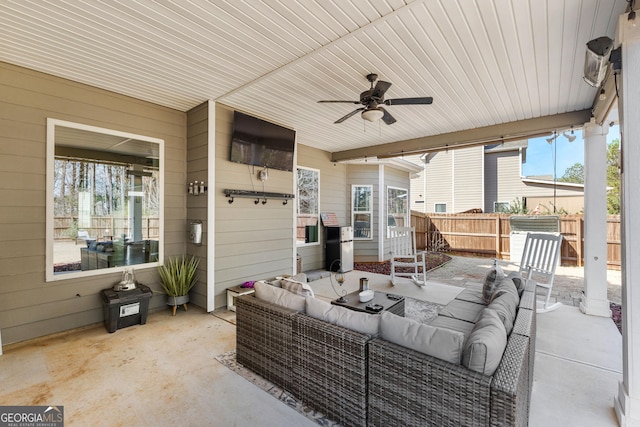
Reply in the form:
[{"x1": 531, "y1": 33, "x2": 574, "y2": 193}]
[
  {"x1": 296, "y1": 167, "x2": 319, "y2": 245},
  {"x1": 434, "y1": 203, "x2": 447, "y2": 213},
  {"x1": 387, "y1": 186, "x2": 408, "y2": 236},
  {"x1": 352, "y1": 185, "x2": 372, "y2": 240}
]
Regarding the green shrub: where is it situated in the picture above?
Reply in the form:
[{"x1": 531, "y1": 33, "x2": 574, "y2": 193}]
[{"x1": 158, "y1": 255, "x2": 200, "y2": 296}]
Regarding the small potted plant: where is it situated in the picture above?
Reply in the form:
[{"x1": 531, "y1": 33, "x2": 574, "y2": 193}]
[{"x1": 158, "y1": 255, "x2": 200, "y2": 316}]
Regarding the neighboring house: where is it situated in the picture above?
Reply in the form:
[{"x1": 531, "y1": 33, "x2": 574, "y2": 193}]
[{"x1": 409, "y1": 141, "x2": 585, "y2": 214}]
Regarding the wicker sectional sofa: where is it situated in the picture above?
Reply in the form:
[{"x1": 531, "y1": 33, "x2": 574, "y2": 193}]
[{"x1": 235, "y1": 275, "x2": 536, "y2": 427}]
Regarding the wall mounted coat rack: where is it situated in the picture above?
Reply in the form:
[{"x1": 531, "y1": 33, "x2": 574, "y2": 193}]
[{"x1": 224, "y1": 189, "x2": 295, "y2": 205}]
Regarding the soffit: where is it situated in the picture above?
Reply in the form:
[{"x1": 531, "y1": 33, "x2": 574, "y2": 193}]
[{"x1": 0, "y1": 0, "x2": 627, "y2": 158}]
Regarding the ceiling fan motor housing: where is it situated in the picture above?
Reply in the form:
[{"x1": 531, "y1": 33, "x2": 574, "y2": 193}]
[{"x1": 360, "y1": 90, "x2": 380, "y2": 107}]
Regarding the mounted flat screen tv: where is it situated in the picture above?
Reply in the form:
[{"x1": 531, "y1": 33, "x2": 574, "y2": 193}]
[{"x1": 230, "y1": 111, "x2": 296, "y2": 172}]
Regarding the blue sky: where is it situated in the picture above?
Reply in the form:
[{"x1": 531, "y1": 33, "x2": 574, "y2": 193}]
[{"x1": 522, "y1": 124, "x2": 621, "y2": 177}]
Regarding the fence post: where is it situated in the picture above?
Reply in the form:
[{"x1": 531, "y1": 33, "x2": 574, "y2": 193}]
[
  {"x1": 576, "y1": 216, "x2": 583, "y2": 267},
  {"x1": 495, "y1": 216, "x2": 501, "y2": 259}
]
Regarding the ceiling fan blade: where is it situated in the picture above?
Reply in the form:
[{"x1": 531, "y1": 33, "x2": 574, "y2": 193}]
[
  {"x1": 371, "y1": 80, "x2": 392, "y2": 99},
  {"x1": 380, "y1": 107, "x2": 396, "y2": 125},
  {"x1": 335, "y1": 107, "x2": 365, "y2": 124},
  {"x1": 318, "y1": 100, "x2": 360, "y2": 104},
  {"x1": 384, "y1": 97, "x2": 433, "y2": 105}
]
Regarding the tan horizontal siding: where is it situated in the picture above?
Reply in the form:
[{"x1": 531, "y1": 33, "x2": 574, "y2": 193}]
[{"x1": 0, "y1": 62, "x2": 186, "y2": 345}]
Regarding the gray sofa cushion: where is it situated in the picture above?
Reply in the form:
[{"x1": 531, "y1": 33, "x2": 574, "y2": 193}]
[
  {"x1": 439, "y1": 299, "x2": 485, "y2": 323},
  {"x1": 429, "y1": 315, "x2": 475, "y2": 336},
  {"x1": 455, "y1": 287, "x2": 485, "y2": 305},
  {"x1": 462, "y1": 308, "x2": 507, "y2": 376},
  {"x1": 305, "y1": 295, "x2": 333, "y2": 319},
  {"x1": 254, "y1": 280, "x2": 305, "y2": 312},
  {"x1": 487, "y1": 291, "x2": 519, "y2": 335},
  {"x1": 506, "y1": 271, "x2": 526, "y2": 296},
  {"x1": 305, "y1": 296, "x2": 380, "y2": 335},
  {"x1": 492, "y1": 277, "x2": 520, "y2": 301},
  {"x1": 380, "y1": 311, "x2": 466, "y2": 364}
]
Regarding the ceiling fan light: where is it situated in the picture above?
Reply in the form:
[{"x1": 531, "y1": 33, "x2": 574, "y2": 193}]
[{"x1": 361, "y1": 108, "x2": 384, "y2": 122}]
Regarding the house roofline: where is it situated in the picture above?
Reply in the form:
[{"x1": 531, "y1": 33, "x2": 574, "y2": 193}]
[{"x1": 522, "y1": 177, "x2": 585, "y2": 189}]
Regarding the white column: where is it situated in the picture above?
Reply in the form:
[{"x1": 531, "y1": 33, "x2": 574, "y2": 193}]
[
  {"x1": 615, "y1": 11, "x2": 640, "y2": 427},
  {"x1": 580, "y1": 121, "x2": 610, "y2": 317}
]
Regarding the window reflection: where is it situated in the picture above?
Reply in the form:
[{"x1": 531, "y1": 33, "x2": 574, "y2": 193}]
[{"x1": 47, "y1": 120, "x2": 163, "y2": 281}]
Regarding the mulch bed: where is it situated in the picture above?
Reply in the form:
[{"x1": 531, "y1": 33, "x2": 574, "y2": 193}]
[
  {"x1": 53, "y1": 262, "x2": 81, "y2": 272},
  {"x1": 354, "y1": 252, "x2": 452, "y2": 276},
  {"x1": 611, "y1": 302, "x2": 622, "y2": 334}
]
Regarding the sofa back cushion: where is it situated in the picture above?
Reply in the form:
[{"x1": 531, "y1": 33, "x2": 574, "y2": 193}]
[
  {"x1": 492, "y1": 277, "x2": 520, "y2": 303},
  {"x1": 254, "y1": 280, "x2": 306, "y2": 312},
  {"x1": 305, "y1": 297, "x2": 380, "y2": 335},
  {"x1": 487, "y1": 291, "x2": 519, "y2": 335},
  {"x1": 380, "y1": 311, "x2": 466, "y2": 364},
  {"x1": 506, "y1": 271, "x2": 526, "y2": 296},
  {"x1": 281, "y1": 278, "x2": 315, "y2": 297},
  {"x1": 462, "y1": 308, "x2": 507, "y2": 376}
]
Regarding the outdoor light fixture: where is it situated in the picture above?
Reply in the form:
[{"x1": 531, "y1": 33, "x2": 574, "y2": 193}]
[
  {"x1": 563, "y1": 130, "x2": 577, "y2": 142},
  {"x1": 583, "y1": 36, "x2": 614, "y2": 87},
  {"x1": 361, "y1": 108, "x2": 384, "y2": 122},
  {"x1": 546, "y1": 132, "x2": 556, "y2": 144}
]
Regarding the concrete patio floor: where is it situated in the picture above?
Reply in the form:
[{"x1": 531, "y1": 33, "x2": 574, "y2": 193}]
[{"x1": 0, "y1": 256, "x2": 623, "y2": 426}]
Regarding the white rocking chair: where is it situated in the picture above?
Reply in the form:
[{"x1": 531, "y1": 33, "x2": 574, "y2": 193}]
[
  {"x1": 389, "y1": 226, "x2": 426, "y2": 286},
  {"x1": 518, "y1": 232, "x2": 563, "y2": 313}
]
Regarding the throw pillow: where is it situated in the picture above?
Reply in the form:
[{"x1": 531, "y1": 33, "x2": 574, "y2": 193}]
[
  {"x1": 462, "y1": 308, "x2": 507, "y2": 376},
  {"x1": 291, "y1": 272, "x2": 308, "y2": 283},
  {"x1": 281, "y1": 278, "x2": 315, "y2": 298},
  {"x1": 482, "y1": 263, "x2": 505, "y2": 304},
  {"x1": 379, "y1": 311, "x2": 466, "y2": 364},
  {"x1": 254, "y1": 280, "x2": 306, "y2": 312}
]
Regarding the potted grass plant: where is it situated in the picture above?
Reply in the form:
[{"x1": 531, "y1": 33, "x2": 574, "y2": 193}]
[{"x1": 158, "y1": 255, "x2": 200, "y2": 316}]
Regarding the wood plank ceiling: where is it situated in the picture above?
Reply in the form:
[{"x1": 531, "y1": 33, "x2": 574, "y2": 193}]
[{"x1": 0, "y1": 0, "x2": 627, "y2": 160}]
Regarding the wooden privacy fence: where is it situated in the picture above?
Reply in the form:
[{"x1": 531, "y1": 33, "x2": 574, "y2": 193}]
[
  {"x1": 54, "y1": 216, "x2": 160, "y2": 241},
  {"x1": 411, "y1": 212, "x2": 621, "y2": 269}
]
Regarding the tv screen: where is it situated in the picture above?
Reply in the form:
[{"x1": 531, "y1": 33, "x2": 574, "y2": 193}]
[{"x1": 230, "y1": 111, "x2": 296, "y2": 172}]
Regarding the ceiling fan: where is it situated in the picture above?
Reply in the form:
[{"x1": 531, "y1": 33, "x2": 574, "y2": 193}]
[{"x1": 317, "y1": 73, "x2": 433, "y2": 125}]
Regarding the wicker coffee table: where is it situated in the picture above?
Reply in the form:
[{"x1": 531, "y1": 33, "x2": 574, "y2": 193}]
[{"x1": 331, "y1": 291, "x2": 405, "y2": 317}]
